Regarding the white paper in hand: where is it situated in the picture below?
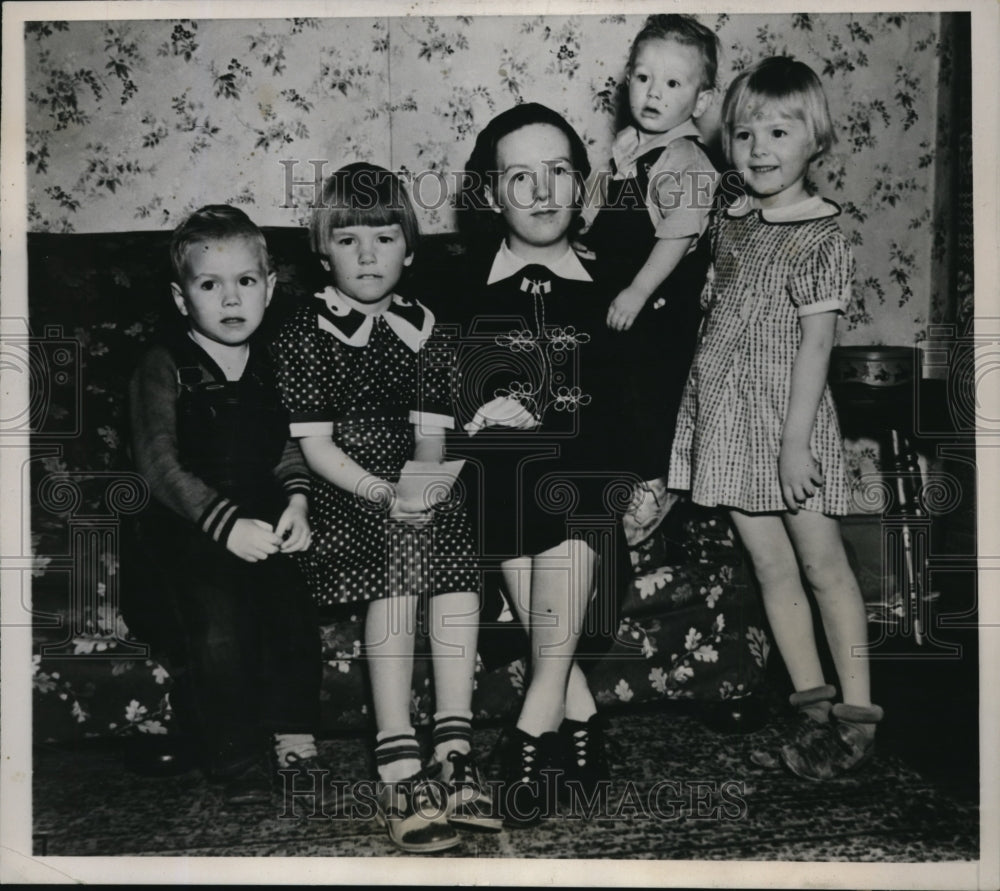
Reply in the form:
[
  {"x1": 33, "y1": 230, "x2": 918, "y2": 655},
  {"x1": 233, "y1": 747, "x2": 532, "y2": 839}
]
[{"x1": 394, "y1": 459, "x2": 466, "y2": 512}]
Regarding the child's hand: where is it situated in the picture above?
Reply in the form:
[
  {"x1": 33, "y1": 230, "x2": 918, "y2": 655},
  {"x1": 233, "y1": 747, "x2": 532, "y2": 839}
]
[
  {"x1": 778, "y1": 442, "x2": 825, "y2": 512},
  {"x1": 607, "y1": 285, "x2": 651, "y2": 332},
  {"x1": 388, "y1": 495, "x2": 433, "y2": 525},
  {"x1": 464, "y1": 396, "x2": 539, "y2": 437},
  {"x1": 226, "y1": 518, "x2": 282, "y2": 562},
  {"x1": 275, "y1": 495, "x2": 311, "y2": 553}
]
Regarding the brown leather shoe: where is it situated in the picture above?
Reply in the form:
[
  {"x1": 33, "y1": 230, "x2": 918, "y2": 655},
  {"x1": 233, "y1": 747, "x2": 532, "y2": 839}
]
[
  {"x1": 748, "y1": 685, "x2": 836, "y2": 769},
  {"x1": 781, "y1": 702, "x2": 883, "y2": 781}
]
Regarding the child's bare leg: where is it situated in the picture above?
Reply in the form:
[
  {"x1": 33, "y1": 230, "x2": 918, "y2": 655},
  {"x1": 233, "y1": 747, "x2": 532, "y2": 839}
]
[
  {"x1": 428, "y1": 590, "x2": 479, "y2": 713},
  {"x1": 427, "y1": 590, "x2": 479, "y2": 768},
  {"x1": 730, "y1": 510, "x2": 826, "y2": 692},
  {"x1": 502, "y1": 558, "x2": 596, "y2": 724},
  {"x1": 365, "y1": 594, "x2": 421, "y2": 781},
  {"x1": 783, "y1": 509, "x2": 872, "y2": 710},
  {"x1": 778, "y1": 510, "x2": 881, "y2": 780},
  {"x1": 505, "y1": 541, "x2": 597, "y2": 736}
]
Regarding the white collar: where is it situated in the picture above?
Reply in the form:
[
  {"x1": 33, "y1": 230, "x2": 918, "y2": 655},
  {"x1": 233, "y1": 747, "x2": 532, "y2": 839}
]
[
  {"x1": 314, "y1": 286, "x2": 434, "y2": 352},
  {"x1": 726, "y1": 193, "x2": 840, "y2": 223},
  {"x1": 486, "y1": 240, "x2": 593, "y2": 285},
  {"x1": 612, "y1": 120, "x2": 704, "y2": 173}
]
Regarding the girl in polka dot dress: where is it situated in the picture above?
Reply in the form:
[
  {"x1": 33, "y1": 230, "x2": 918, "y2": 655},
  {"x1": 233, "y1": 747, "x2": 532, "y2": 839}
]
[
  {"x1": 272, "y1": 163, "x2": 497, "y2": 853},
  {"x1": 668, "y1": 58, "x2": 883, "y2": 780}
]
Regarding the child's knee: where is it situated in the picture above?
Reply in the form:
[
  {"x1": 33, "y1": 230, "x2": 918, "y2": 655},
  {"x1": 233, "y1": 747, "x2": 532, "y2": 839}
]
[
  {"x1": 748, "y1": 548, "x2": 799, "y2": 589},
  {"x1": 801, "y1": 556, "x2": 858, "y2": 600}
]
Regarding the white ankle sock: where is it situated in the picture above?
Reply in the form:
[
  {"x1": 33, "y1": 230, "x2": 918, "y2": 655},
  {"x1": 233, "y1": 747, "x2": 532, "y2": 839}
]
[
  {"x1": 273, "y1": 733, "x2": 318, "y2": 766},
  {"x1": 375, "y1": 728, "x2": 422, "y2": 782}
]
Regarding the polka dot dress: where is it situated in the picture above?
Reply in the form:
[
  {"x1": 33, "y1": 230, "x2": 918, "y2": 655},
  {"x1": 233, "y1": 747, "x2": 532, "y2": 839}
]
[
  {"x1": 668, "y1": 196, "x2": 854, "y2": 516},
  {"x1": 272, "y1": 298, "x2": 479, "y2": 607}
]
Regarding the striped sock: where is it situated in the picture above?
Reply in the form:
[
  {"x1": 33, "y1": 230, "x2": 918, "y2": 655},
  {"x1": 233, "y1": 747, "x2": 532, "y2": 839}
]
[
  {"x1": 374, "y1": 728, "x2": 421, "y2": 782},
  {"x1": 432, "y1": 711, "x2": 472, "y2": 764}
]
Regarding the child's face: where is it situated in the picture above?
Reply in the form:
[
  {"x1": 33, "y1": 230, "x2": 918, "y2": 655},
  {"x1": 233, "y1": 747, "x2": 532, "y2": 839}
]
[
  {"x1": 318, "y1": 224, "x2": 413, "y2": 308},
  {"x1": 488, "y1": 123, "x2": 579, "y2": 257},
  {"x1": 730, "y1": 103, "x2": 815, "y2": 208},
  {"x1": 171, "y1": 236, "x2": 275, "y2": 347},
  {"x1": 628, "y1": 38, "x2": 713, "y2": 136}
]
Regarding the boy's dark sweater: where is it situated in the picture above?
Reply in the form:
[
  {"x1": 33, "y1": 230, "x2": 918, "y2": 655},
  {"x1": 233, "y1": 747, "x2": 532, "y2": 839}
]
[{"x1": 129, "y1": 331, "x2": 310, "y2": 546}]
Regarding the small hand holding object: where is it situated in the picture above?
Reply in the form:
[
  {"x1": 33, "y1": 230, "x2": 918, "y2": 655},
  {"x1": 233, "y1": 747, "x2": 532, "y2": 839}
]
[
  {"x1": 275, "y1": 496, "x2": 311, "y2": 553},
  {"x1": 464, "y1": 395, "x2": 539, "y2": 436},
  {"x1": 606, "y1": 285, "x2": 649, "y2": 332},
  {"x1": 779, "y1": 442, "x2": 825, "y2": 513},
  {"x1": 388, "y1": 492, "x2": 433, "y2": 525},
  {"x1": 226, "y1": 518, "x2": 282, "y2": 562}
]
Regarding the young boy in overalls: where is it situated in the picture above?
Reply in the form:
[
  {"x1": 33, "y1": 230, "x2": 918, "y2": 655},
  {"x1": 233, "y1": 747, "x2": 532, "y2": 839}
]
[{"x1": 127, "y1": 206, "x2": 326, "y2": 805}]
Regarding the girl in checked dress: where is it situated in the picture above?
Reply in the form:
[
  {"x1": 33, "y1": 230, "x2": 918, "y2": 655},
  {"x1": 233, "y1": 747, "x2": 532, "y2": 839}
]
[{"x1": 669, "y1": 58, "x2": 883, "y2": 780}]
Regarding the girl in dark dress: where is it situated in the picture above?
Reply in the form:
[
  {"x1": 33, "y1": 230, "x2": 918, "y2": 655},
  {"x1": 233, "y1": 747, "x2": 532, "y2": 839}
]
[
  {"x1": 272, "y1": 164, "x2": 496, "y2": 853},
  {"x1": 443, "y1": 104, "x2": 641, "y2": 826}
]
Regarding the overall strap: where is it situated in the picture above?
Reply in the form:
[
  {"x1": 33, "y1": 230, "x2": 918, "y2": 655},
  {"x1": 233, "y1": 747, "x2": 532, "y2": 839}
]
[
  {"x1": 168, "y1": 336, "x2": 214, "y2": 394},
  {"x1": 633, "y1": 145, "x2": 668, "y2": 199}
]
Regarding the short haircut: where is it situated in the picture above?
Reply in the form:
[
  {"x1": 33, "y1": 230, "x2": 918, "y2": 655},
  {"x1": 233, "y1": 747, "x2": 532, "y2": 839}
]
[
  {"x1": 721, "y1": 56, "x2": 836, "y2": 162},
  {"x1": 627, "y1": 14, "x2": 721, "y2": 92},
  {"x1": 457, "y1": 102, "x2": 591, "y2": 237},
  {"x1": 310, "y1": 162, "x2": 420, "y2": 256},
  {"x1": 170, "y1": 205, "x2": 269, "y2": 281}
]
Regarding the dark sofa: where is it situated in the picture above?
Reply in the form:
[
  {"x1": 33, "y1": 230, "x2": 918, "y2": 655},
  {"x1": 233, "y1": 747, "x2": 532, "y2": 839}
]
[{"x1": 27, "y1": 228, "x2": 770, "y2": 744}]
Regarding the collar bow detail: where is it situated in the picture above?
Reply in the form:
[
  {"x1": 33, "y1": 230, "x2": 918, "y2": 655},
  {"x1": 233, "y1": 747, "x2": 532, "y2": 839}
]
[{"x1": 314, "y1": 288, "x2": 434, "y2": 352}]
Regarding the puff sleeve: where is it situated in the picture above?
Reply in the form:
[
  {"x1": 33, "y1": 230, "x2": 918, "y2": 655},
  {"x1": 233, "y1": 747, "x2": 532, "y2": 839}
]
[
  {"x1": 788, "y1": 228, "x2": 855, "y2": 318},
  {"x1": 272, "y1": 311, "x2": 336, "y2": 439},
  {"x1": 411, "y1": 320, "x2": 458, "y2": 434}
]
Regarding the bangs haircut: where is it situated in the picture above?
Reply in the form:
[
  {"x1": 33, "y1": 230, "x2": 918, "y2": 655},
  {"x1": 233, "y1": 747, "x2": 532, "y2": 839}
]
[
  {"x1": 721, "y1": 57, "x2": 835, "y2": 163},
  {"x1": 310, "y1": 162, "x2": 420, "y2": 256},
  {"x1": 627, "y1": 14, "x2": 720, "y2": 92},
  {"x1": 170, "y1": 205, "x2": 269, "y2": 281}
]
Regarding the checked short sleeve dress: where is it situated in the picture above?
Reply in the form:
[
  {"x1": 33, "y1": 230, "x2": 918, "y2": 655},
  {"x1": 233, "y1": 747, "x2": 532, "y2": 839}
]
[
  {"x1": 272, "y1": 287, "x2": 480, "y2": 607},
  {"x1": 668, "y1": 195, "x2": 854, "y2": 516}
]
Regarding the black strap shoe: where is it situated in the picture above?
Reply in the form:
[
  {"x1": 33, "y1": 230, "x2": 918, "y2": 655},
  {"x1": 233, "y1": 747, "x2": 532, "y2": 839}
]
[
  {"x1": 499, "y1": 727, "x2": 561, "y2": 828},
  {"x1": 558, "y1": 715, "x2": 610, "y2": 807}
]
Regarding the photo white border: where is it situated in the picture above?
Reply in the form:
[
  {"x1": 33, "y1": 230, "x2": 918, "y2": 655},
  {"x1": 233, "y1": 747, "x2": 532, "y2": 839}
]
[{"x1": 2, "y1": 0, "x2": 998, "y2": 886}]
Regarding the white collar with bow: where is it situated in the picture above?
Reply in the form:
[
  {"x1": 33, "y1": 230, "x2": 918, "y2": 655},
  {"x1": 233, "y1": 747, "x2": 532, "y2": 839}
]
[
  {"x1": 313, "y1": 287, "x2": 434, "y2": 352},
  {"x1": 486, "y1": 240, "x2": 594, "y2": 286}
]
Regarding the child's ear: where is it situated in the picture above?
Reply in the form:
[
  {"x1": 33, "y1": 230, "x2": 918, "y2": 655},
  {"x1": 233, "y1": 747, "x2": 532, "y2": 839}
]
[
  {"x1": 170, "y1": 282, "x2": 189, "y2": 317},
  {"x1": 693, "y1": 88, "x2": 714, "y2": 121},
  {"x1": 403, "y1": 253, "x2": 414, "y2": 268},
  {"x1": 319, "y1": 257, "x2": 331, "y2": 273},
  {"x1": 265, "y1": 270, "x2": 277, "y2": 306}
]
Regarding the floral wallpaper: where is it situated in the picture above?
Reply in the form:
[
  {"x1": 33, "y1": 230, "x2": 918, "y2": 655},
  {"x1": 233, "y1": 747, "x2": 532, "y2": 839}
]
[{"x1": 24, "y1": 12, "x2": 966, "y2": 346}]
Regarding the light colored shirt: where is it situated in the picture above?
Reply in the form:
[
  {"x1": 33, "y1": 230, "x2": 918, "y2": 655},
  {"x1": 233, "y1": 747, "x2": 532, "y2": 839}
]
[{"x1": 609, "y1": 120, "x2": 719, "y2": 242}]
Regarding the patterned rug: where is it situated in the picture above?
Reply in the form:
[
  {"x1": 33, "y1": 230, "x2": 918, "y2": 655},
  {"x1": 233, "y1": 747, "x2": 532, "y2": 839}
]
[{"x1": 32, "y1": 705, "x2": 978, "y2": 861}]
